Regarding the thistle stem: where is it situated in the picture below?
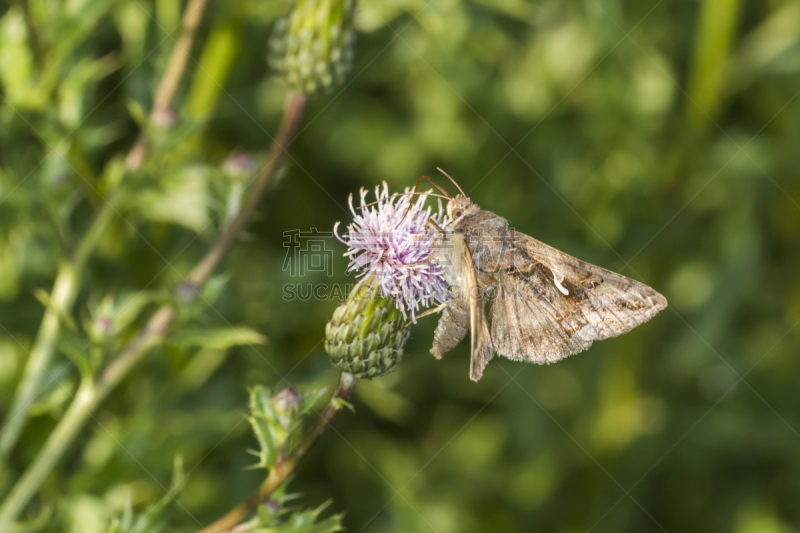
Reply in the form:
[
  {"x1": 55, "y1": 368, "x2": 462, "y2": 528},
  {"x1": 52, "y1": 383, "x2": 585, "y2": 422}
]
[
  {"x1": 0, "y1": 89, "x2": 307, "y2": 531},
  {"x1": 126, "y1": 0, "x2": 211, "y2": 171},
  {"x1": 0, "y1": 193, "x2": 121, "y2": 459},
  {"x1": 0, "y1": 0, "x2": 213, "y2": 459},
  {"x1": 200, "y1": 372, "x2": 358, "y2": 533}
]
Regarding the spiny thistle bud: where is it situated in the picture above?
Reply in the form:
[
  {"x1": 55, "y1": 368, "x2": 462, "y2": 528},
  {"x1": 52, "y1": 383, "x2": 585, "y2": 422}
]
[
  {"x1": 273, "y1": 387, "x2": 303, "y2": 418},
  {"x1": 249, "y1": 385, "x2": 321, "y2": 468},
  {"x1": 325, "y1": 278, "x2": 410, "y2": 379},
  {"x1": 268, "y1": 0, "x2": 356, "y2": 95}
]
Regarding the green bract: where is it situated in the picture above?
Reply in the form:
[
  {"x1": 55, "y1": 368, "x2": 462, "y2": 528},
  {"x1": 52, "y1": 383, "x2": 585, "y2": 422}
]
[
  {"x1": 325, "y1": 279, "x2": 410, "y2": 379},
  {"x1": 269, "y1": 0, "x2": 356, "y2": 95}
]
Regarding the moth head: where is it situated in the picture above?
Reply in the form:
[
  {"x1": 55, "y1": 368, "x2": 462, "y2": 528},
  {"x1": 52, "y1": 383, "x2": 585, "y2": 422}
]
[{"x1": 447, "y1": 194, "x2": 477, "y2": 222}]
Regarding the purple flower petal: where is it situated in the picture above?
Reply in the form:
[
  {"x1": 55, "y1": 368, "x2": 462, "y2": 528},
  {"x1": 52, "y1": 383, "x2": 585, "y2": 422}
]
[{"x1": 334, "y1": 183, "x2": 450, "y2": 319}]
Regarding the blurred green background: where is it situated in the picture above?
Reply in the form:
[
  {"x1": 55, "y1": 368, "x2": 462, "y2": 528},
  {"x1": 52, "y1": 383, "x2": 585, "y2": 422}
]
[{"x1": 1, "y1": 0, "x2": 800, "y2": 531}]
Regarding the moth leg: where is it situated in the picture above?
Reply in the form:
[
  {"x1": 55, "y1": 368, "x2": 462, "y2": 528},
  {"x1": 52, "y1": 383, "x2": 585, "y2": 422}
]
[
  {"x1": 386, "y1": 258, "x2": 429, "y2": 267},
  {"x1": 415, "y1": 301, "x2": 448, "y2": 321},
  {"x1": 426, "y1": 217, "x2": 446, "y2": 234},
  {"x1": 408, "y1": 218, "x2": 446, "y2": 243}
]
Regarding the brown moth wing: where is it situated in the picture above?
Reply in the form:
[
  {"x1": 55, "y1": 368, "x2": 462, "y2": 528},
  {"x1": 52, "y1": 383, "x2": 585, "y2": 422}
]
[
  {"x1": 462, "y1": 240, "x2": 494, "y2": 381},
  {"x1": 431, "y1": 232, "x2": 493, "y2": 381},
  {"x1": 511, "y1": 230, "x2": 668, "y2": 337},
  {"x1": 490, "y1": 272, "x2": 589, "y2": 363},
  {"x1": 431, "y1": 231, "x2": 470, "y2": 358},
  {"x1": 489, "y1": 230, "x2": 667, "y2": 364},
  {"x1": 431, "y1": 298, "x2": 469, "y2": 359}
]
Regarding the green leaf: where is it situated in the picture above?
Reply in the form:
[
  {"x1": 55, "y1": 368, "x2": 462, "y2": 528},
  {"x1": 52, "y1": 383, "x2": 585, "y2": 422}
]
[
  {"x1": 106, "y1": 292, "x2": 152, "y2": 334},
  {"x1": 172, "y1": 326, "x2": 266, "y2": 350},
  {"x1": 109, "y1": 456, "x2": 186, "y2": 533},
  {"x1": 249, "y1": 487, "x2": 344, "y2": 532},
  {"x1": 68, "y1": 494, "x2": 108, "y2": 533},
  {"x1": 53, "y1": 0, "x2": 117, "y2": 60},
  {"x1": 134, "y1": 165, "x2": 211, "y2": 234},
  {"x1": 246, "y1": 385, "x2": 329, "y2": 472},
  {"x1": 100, "y1": 157, "x2": 127, "y2": 191},
  {"x1": 257, "y1": 501, "x2": 344, "y2": 533},
  {"x1": 201, "y1": 274, "x2": 231, "y2": 306},
  {"x1": 0, "y1": 8, "x2": 37, "y2": 109},
  {"x1": 32, "y1": 287, "x2": 77, "y2": 331},
  {"x1": 58, "y1": 54, "x2": 119, "y2": 128},
  {"x1": 85, "y1": 291, "x2": 153, "y2": 341},
  {"x1": 28, "y1": 379, "x2": 76, "y2": 417},
  {"x1": 125, "y1": 98, "x2": 148, "y2": 129},
  {"x1": 330, "y1": 397, "x2": 354, "y2": 413},
  {"x1": 112, "y1": 1, "x2": 150, "y2": 64},
  {"x1": 249, "y1": 385, "x2": 280, "y2": 469},
  {"x1": 297, "y1": 388, "x2": 328, "y2": 417}
]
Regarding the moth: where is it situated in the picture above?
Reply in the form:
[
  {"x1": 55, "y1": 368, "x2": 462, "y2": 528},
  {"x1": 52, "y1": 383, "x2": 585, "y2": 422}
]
[{"x1": 414, "y1": 171, "x2": 667, "y2": 381}]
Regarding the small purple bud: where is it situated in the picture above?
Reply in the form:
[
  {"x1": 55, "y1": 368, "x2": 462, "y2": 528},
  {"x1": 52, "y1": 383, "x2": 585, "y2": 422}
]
[
  {"x1": 54, "y1": 172, "x2": 71, "y2": 188},
  {"x1": 273, "y1": 387, "x2": 303, "y2": 417},
  {"x1": 223, "y1": 152, "x2": 257, "y2": 181},
  {"x1": 93, "y1": 316, "x2": 111, "y2": 334},
  {"x1": 152, "y1": 106, "x2": 177, "y2": 129},
  {"x1": 265, "y1": 499, "x2": 281, "y2": 515},
  {"x1": 175, "y1": 282, "x2": 200, "y2": 303}
]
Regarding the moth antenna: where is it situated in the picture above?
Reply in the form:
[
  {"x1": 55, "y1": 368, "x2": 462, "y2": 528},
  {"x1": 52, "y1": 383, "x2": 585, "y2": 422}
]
[
  {"x1": 417, "y1": 175, "x2": 452, "y2": 199},
  {"x1": 356, "y1": 191, "x2": 449, "y2": 210},
  {"x1": 396, "y1": 176, "x2": 452, "y2": 228},
  {"x1": 424, "y1": 193, "x2": 451, "y2": 201},
  {"x1": 436, "y1": 167, "x2": 466, "y2": 197}
]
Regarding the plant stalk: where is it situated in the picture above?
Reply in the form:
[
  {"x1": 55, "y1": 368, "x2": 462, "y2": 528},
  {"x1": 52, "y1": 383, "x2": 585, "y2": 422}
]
[
  {"x1": 0, "y1": 193, "x2": 121, "y2": 458},
  {"x1": 201, "y1": 372, "x2": 358, "y2": 533},
  {"x1": 11, "y1": 0, "x2": 44, "y2": 66},
  {"x1": 685, "y1": 0, "x2": 742, "y2": 129},
  {"x1": 0, "y1": 91, "x2": 307, "y2": 529},
  {"x1": 126, "y1": 0, "x2": 211, "y2": 171},
  {"x1": 189, "y1": 91, "x2": 307, "y2": 286},
  {"x1": 0, "y1": 0, "x2": 213, "y2": 459}
]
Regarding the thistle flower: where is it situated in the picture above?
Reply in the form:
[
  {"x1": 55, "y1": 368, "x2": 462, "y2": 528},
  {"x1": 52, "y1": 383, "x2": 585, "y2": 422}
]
[
  {"x1": 334, "y1": 183, "x2": 449, "y2": 320},
  {"x1": 326, "y1": 184, "x2": 449, "y2": 378}
]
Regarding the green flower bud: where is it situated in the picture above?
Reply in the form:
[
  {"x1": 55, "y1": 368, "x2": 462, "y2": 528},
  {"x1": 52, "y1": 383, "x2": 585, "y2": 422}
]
[
  {"x1": 268, "y1": 0, "x2": 356, "y2": 95},
  {"x1": 325, "y1": 278, "x2": 410, "y2": 379}
]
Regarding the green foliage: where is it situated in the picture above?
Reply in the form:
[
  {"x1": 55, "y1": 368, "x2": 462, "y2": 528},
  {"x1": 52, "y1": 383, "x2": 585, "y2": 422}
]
[
  {"x1": 249, "y1": 386, "x2": 326, "y2": 469},
  {"x1": 172, "y1": 327, "x2": 266, "y2": 351},
  {"x1": 256, "y1": 502, "x2": 343, "y2": 533},
  {"x1": 106, "y1": 457, "x2": 186, "y2": 533},
  {"x1": 240, "y1": 487, "x2": 343, "y2": 533}
]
